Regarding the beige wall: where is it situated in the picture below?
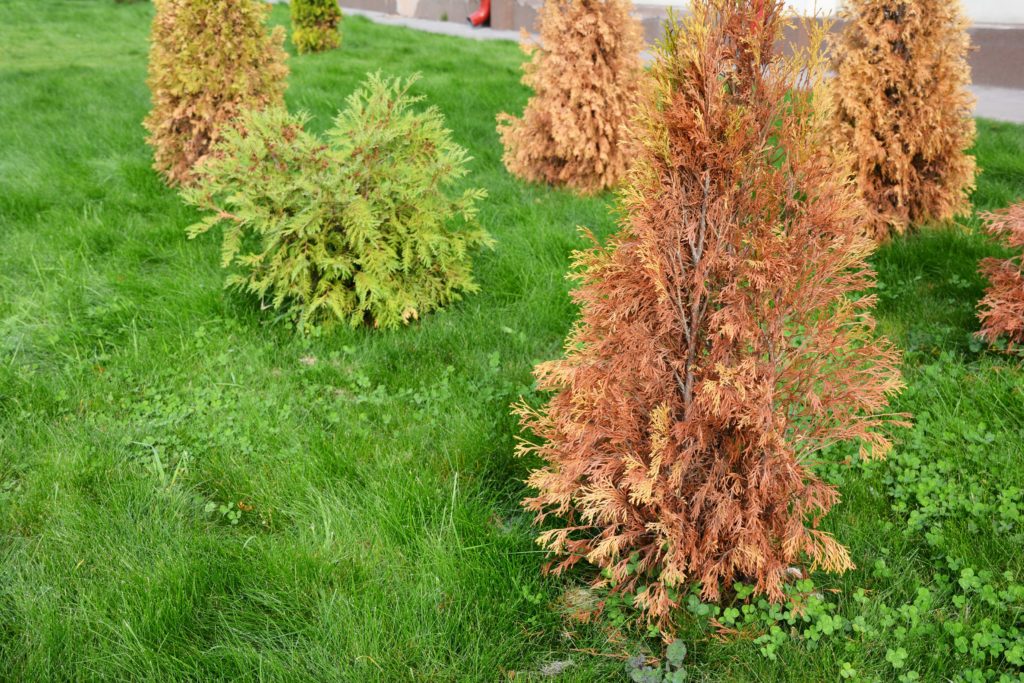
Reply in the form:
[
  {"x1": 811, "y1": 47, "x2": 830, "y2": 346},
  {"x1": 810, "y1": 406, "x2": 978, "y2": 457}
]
[
  {"x1": 774, "y1": 1, "x2": 1024, "y2": 25},
  {"x1": 337, "y1": 0, "x2": 1024, "y2": 89}
]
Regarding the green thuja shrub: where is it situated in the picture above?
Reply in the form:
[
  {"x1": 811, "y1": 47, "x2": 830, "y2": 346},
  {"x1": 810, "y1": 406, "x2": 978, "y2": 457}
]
[
  {"x1": 183, "y1": 74, "x2": 491, "y2": 332},
  {"x1": 291, "y1": 0, "x2": 343, "y2": 54},
  {"x1": 145, "y1": 0, "x2": 288, "y2": 185}
]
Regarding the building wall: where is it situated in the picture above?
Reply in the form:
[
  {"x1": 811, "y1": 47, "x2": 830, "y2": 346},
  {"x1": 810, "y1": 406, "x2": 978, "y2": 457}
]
[
  {"x1": 347, "y1": 0, "x2": 1024, "y2": 27},
  {"x1": 628, "y1": 1, "x2": 1024, "y2": 25},
  {"x1": 341, "y1": 0, "x2": 1024, "y2": 88},
  {"x1": 773, "y1": 1, "x2": 1024, "y2": 24}
]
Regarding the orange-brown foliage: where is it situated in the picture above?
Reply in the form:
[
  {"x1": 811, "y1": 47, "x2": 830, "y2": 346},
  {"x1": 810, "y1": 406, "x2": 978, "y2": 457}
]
[
  {"x1": 496, "y1": 0, "x2": 643, "y2": 194},
  {"x1": 831, "y1": 0, "x2": 976, "y2": 240},
  {"x1": 515, "y1": 0, "x2": 906, "y2": 626},
  {"x1": 144, "y1": 0, "x2": 289, "y2": 186},
  {"x1": 978, "y1": 203, "x2": 1024, "y2": 345}
]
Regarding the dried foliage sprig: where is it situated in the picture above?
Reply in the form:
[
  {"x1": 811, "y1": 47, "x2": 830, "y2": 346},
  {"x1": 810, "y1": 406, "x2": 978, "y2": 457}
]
[
  {"x1": 144, "y1": 0, "x2": 288, "y2": 186},
  {"x1": 978, "y1": 203, "x2": 1024, "y2": 345},
  {"x1": 183, "y1": 74, "x2": 491, "y2": 332},
  {"x1": 515, "y1": 0, "x2": 907, "y2": 627},
  {"x1": 831, "y1": 0, "x2": 976, "y2": 240},
  {"x1": 291, "y1": 0, "x2": 342, "y2": 54},
  {"x1": 496, "y1": 0, "x2": 644, "y2": 194}
]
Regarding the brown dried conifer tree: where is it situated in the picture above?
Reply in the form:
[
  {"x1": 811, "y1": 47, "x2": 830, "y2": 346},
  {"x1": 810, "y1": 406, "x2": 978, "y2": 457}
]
[
  {"x1": 831, "y1": 0, "x2": 976, "y2": 240},
  {"x1": 978, "y1": 203, "x2": 1024, "y2": 345},
  {"x1": 144, "y1": 0, "x2": 289, "y2": 186},
  {"x1": 515, "y1": 0, "x2": 906, "y2": 625},
  {"x1": 496, "y1": 0, "x2": 644, "y2": 194}
]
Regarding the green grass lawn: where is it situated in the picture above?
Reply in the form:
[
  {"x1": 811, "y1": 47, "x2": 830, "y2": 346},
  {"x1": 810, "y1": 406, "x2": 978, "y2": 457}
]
[{"x1": 1, "y1": 2, "x2": 1023, "y2": 681}]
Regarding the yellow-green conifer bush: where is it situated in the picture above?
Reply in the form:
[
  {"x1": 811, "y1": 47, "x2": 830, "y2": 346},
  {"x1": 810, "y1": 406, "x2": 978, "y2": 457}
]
[
  {"x1": 291, "y1": 0, "x2": 343, "y2": 54},
  {"x1": 182, "y1": 74, "x2": 492, "y2": 332},
  {"x1": 144, "y1": 0, "x2": 289, "y2": 186},
  {"x1": 831, "y1": 0, "x2": 976, "y2": 240}
]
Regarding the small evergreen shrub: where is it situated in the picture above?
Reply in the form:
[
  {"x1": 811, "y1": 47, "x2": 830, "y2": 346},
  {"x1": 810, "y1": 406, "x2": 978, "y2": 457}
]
[
  {"x1": 496, "y1": 0, "x2": 644, "y2": 194},
  {"x1": 291, "y1": 0, "x2": 343, "y2": 54},
  {"x1": 183, "y1": 74, "x2": 491, "y2": 332},
  {"x1": 978, "y1": 203, "x2": 1024, "y2": 346},
  {"x1": 831, "y1": 0, "x2": 976, "y2": 239},
  {"x1": 144, "y1": 0, "x2": 288, "y2": 186}
]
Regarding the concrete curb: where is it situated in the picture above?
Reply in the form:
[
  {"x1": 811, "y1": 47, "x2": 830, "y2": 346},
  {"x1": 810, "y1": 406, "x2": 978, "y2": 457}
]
[{"x1": 971, "y1": 85, "x2": 1024, "y2": 124}]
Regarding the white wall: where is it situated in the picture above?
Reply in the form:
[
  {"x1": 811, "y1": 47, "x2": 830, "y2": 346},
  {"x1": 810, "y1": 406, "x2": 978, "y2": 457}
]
[{"x1": 640, "y1": 1, "x2": 1024, "y2": 25}]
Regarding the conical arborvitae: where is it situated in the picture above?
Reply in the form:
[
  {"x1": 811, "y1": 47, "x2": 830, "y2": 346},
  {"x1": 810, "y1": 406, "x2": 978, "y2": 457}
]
[
  {"x1": 515, "y1": 0, "x2": 906, "y2": 626},
  {"x1": 496, "y1": 0, "x2": 644, "y2": 194},
  {"x1": 144, "y1": 0, "x2": 288, "y2": 186},
  {"x1": 831, "y1": 0, "x2": 976, "y2": 240},
  {"x1": 291, "y1": 0, "x2": 342, "y2": 54},
  {"x1": 978, "y1": 203, "x2": 1024, "y2": 345}
]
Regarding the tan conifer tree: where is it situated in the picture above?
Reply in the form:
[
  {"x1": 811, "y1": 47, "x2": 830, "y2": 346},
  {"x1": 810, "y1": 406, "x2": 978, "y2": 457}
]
[
  {"x1": 978, "y1": 203, "x2": 1024, "y2": 345},
  {"x1": 496, "y1": 0, "x2": 644, "y2": 194},
  {"x1": 831, "y1": 0, "x2": 976, "y2": 240},
  {"x1": 144, "y1": 0, "x2": 289, "y2": 186},
  {"x1": 515, "y1": 0, "x2": 905, "y2": 626}
]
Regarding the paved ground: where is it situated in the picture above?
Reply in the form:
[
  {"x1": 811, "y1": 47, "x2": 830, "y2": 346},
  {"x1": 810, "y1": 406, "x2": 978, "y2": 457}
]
[
  {"x1": 342, "y1": 7, "x2": 524, "y2": 40},
  {"x1": 336, "y1": 6, "x2": 1024, "y2": 124},
  {"x1": 972, "y1": 85, "x2": 1024, "y2": 124}
]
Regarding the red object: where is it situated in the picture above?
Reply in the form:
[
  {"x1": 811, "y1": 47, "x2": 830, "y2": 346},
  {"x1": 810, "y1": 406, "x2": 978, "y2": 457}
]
[{"x1": 467, "y1": 0, "x2": 490, "y2": 26}]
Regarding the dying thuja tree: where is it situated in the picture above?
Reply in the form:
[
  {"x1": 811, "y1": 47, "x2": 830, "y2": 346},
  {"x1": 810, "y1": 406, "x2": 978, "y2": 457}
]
[
  {"x1": 831, "y1": 0, "x2": 976, "y2": 240},
  {"x1": 515, "y1": 0, "x2": 906, "y2": 626},
  {"x1": 291, "y1": 0, "x2": 343, "y2": 54},
  {"x1": 978, "y1": 203, "x2": 1024, "y2": 345},
  {"x1": 144, "y1": 0, "x2": 288, "y2": 186},
  {"x1": 183, "y1": 74, "x2": 491, "y2": 332},
  {"x1": 496, "y1": 0, "x2": 644, "y2": 194}
]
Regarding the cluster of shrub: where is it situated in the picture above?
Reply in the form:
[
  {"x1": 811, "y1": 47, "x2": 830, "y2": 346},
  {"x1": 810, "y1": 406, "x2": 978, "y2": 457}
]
[
  {"x1": 143, "y1": 0, "x2": 487, "y2": 330},
  {"x1": 139, "y1": 0, "x2": 1023, "y2": 646}
]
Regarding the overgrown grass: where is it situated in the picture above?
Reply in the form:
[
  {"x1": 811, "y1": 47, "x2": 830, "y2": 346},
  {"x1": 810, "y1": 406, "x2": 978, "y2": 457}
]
[{"x1": 1, "y1": 2, "x2": 1022, "y2": 681}]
